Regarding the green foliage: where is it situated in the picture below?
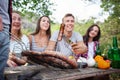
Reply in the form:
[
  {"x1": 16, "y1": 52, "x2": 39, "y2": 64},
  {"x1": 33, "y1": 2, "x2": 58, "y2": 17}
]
[
  {"x1": 51, "y1": 24, "x2": 60, "y2": 34},
  {"x1": 12, "y1": 0, "x2": 55, "y2": 19},
  {"x1": 99, "y1": 0, "x2": 120, "y2": 55},
  {"x1": 100, "y1": 0, "x2": 120, "y2": 33},
  {"x1": 104, "y1": 18, "x2": 120, "y2": 35},
  {"x1": 22, "y1": 28, "x2": 34, "y2": 35},
  {"x1": 110, "y1": 73, "x2": 120, "y2": 80},
  {"x1": 74, "y1": 18, "x2": 95, "y2": 35},
  {"x1": 101, "y1": 0, "x2": 120, "y2": 18}
]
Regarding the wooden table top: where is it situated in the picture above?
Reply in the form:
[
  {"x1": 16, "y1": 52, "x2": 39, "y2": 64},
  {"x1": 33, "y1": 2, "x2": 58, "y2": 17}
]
[{"x1": 4, "y1": 65, "x2": 120, "y2": 80}]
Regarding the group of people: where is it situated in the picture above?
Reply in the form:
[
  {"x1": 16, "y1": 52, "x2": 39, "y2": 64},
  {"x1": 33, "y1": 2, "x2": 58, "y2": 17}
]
[
  {"x1": 7, "y1": 11, "x2": 101, "y2": 66},
  {"x1": 0, "y1": 1, "x2": 101, "y2": 80}
]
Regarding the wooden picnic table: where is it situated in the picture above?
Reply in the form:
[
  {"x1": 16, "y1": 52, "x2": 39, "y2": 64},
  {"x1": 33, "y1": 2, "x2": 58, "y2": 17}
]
[{"x1": 4, "y1": 65, "x2": 120, "y2": 80}]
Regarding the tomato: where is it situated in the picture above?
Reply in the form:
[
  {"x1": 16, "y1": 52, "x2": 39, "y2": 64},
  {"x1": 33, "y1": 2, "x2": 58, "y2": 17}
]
[{"x1": 105, "y1": 60, "x2": 111, "y2": 63}]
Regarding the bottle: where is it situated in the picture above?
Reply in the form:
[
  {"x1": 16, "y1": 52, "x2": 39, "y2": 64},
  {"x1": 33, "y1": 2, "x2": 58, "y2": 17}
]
[
  {"x1": 96, "y1": 43, "x2": 101, "y2": 56},
  {"x1": 112, "y1": 36, "x2": 119, "y2": 60},
  {"x1": 107, "y1": 44, "x2": 113, "y2": 60},
  {"x1": 57, "y1": 23, "x2": 65, "y2": 41},
  {"x1": 111, "y1": 36, "x2": 120, "y2": 68}
]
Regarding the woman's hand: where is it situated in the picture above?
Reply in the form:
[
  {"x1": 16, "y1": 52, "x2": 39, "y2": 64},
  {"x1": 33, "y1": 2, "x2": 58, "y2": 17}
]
[
  {"x1": 8, "y1": 54, "x2": 27, "y2": 66},
  {"x1": 11, "y1": 57, "x2": 27, "y2": 66},
  {"x1": 7, "y1": 59, "x2": 18, "y2": 67}
]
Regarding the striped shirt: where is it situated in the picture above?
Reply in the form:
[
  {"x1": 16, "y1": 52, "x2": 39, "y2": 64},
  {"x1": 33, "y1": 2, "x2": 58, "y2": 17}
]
[{"x1": 30, "y1": 35, "x2": 47, "y2": 52}]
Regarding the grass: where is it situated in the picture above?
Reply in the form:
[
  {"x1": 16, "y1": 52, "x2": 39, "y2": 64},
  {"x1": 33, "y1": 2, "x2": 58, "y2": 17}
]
[{"x1": 110, "y1": 74, "x2": 120, "y2": 80}]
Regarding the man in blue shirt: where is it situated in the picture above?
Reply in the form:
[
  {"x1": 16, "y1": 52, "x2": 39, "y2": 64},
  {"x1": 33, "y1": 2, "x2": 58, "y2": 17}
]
[{"x1": 0, "y1": 0, "x2": 11, "y2": 79}]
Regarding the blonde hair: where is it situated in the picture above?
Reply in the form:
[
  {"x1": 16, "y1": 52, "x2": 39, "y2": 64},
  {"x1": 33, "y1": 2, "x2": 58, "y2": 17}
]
[{"x1": 12, "y1": 11, "x2": 22, "y2": 39}]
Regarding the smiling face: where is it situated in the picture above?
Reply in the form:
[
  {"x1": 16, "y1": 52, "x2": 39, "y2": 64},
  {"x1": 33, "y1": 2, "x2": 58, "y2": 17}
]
[
  {"x1": 89, "y1": 26, "x2": 99, "y2": 38},
  {"x1": 63, "y1": 16, "x2": 75, "y2": 32},
  {"x1": 12, "y1": 12, "x2": 21, "y2": 31},
  {"x1": 40, "y1": 16, "x2": 50, "y2": 31}
]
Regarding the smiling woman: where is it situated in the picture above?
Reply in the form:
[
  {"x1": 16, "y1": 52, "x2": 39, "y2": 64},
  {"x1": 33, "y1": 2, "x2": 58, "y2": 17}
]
[
  {"x1": 28, "y1": 15, "x2": 51, "y2": 53},
  {"x1": 80, "y1": 24, "x2": 101, "y2": 59},
  {"x1": 7, "y1": 11, "x2": 30, "y2": 67}
]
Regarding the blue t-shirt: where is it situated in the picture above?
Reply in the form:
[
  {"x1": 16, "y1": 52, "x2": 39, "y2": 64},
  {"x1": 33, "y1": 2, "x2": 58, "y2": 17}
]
[
  {"x1": 0, "y1": 0, "x2": 10, "y2": 25},
  {"x1": 50, "y1": 31, "x2": 83, "y2": 57}
]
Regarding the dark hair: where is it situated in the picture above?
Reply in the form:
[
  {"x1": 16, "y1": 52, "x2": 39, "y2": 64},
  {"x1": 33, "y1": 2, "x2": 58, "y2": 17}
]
[
  {"x1": 83, "y1": 24, "x2": 101, "y2": 46},
  {"x1": 31, "y1": 16, "x2": 51, "y2": 38},
  {"x1": 62, "y1": 13, "x2": 74, "y2": 22}
]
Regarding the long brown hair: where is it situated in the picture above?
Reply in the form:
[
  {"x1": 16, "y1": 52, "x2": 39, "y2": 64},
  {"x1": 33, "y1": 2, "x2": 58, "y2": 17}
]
[{"x1": 31, "y1": 16, "x2": 51, "y2": 38}]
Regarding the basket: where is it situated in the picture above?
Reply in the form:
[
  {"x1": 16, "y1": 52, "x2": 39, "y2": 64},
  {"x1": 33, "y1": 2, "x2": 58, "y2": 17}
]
[{"x1": 5, "y1": 31, "x2": 78, "y2": 69}]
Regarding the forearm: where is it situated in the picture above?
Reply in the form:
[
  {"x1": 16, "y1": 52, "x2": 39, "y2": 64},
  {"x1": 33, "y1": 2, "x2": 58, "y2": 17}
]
[
  {"x1": 45, "y1": 41, "x2": 56, "y2": 51},
  {"x1": 0, "y1": 16, "x2": 3, "y2": 31}
]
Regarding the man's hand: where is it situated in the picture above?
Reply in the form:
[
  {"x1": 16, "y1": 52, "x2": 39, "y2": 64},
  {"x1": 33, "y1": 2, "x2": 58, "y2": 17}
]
[
  {"x1": 0, "y1": 16, "x2": 3, "y2": 31},
  {"x1": 71, "y1": 42, "x2": 87, "y2": 54}
]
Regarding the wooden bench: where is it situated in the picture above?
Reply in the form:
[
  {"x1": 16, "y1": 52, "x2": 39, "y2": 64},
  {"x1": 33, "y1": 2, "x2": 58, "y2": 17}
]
[{"x1": 4, "y1": 65, "x2": 120, "y2": 80}]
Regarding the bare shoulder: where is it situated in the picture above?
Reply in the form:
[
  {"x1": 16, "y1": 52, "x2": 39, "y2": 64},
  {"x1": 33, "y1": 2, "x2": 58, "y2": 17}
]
[{"x1": 27, "y1": 35, "x2": 32, "y2": 40}]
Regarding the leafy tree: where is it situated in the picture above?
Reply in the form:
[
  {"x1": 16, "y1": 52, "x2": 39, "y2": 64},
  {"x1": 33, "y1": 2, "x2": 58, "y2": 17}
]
[
  {"x1": 86, "y1": 0, "x2": 120, "y2": 34},
  {"x1": 101, "y1": 0, "x2": 120, "y2": 19},
  {"x1": 100, "y1": 0, "x2": 120, "y2": 35},
  {"x1": 75, "y1": 17, "x2": 95, "y2": 35},
  {"x1": 12, "y1": 0, "x2": 55, "y2": 18}
]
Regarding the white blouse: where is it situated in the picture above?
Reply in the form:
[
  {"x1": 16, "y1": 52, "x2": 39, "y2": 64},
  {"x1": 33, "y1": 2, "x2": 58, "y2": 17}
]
[
  {"x1": 87, "y1": 42, "x2": 95, "y2": 58},
  {"x1": 10, "y1": 35, "x2": 30, "y2": 58}
]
